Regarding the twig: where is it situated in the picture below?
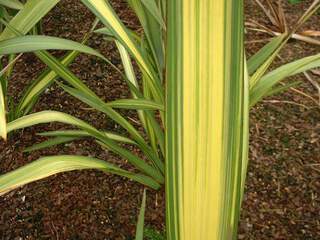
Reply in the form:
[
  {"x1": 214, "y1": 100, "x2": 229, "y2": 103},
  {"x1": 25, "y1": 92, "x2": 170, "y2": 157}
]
[
  {"x1": 0, "y1": 53, "x2": 23, "y2": 77},
  {"x1": 289, "y1": 85, "x2": 319, "y2": 106},
  {"x1": 246, "y1": 25, "x2": 320, "y2": 46},
  {"x1": 262, "y1": 100, "x2": 310, "y2": 109},
  {"x1": 304, "y1": 72, "x2": 320, "y2": 105}
]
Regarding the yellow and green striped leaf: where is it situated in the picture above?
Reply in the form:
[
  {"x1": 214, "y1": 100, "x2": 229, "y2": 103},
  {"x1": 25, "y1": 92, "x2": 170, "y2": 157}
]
[
  {"x1": 0, "y1": 0, "x2": 24, "y2": 10},
  {"x1": 60, "y1": 84, "x2": 164, "y2": 174},
  {"x1": 0, "y1": 35, "x2": 105, "y2": 58},
  {"x1": 135, "y1": 189, "x2": 147, "y2": 240},
  {"x1": 106, "y1": 99, "x2": 164, "y2": 111},
  {"x1": 0, "y1": 155, "x2": 160, "y2": 196},
  {"x1": 0, "y1": 0, "x2": 59, "y2": 41},
  {"x1": 38, "y1": 130, "x2": 135, "y2": 145},
  {"x1": 247, "y1": 35, "x2": 285, "y2": 75},
  {"x1": 250, "y1": 53, "x2": 320, "y2": 107},
  {"x1": 80, "y1": 0, "x2": 164, "y2": 104},
  {"x1": 127, "y1": 0, "x2": 164, "y2": 77},
  {"x1": 166, "y1": 1, "x2": 246, "y2": 239},
  {"x1": 140, "y1": 0, "x2": 165, "y2": 28},
  {"x1": 15, "y1": 50, "x2": 79, "y2": 116},
  {"x1": 116, "y1": 41, "x2": 164, "y2": 157},
  {"x1": 23, "y1": 136, "x2": 78, "y2": 152},
  {"x1": 7, "y1": 111, "x2": 163, "y2": 183},
  {"x1": 25, "y1": 130, "x2": 136, "y2": 152},
  {"x1": 0, "y1": 81, "x2": 6, "y2": 140}
]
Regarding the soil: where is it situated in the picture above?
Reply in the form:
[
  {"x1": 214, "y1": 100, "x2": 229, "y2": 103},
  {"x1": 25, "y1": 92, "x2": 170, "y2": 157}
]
[{"x1": 0, "y1": 0, "x2": 319, "y2": 239}]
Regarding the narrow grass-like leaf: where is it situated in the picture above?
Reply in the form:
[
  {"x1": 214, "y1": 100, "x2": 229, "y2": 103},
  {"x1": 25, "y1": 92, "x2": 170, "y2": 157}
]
[
  {"x1": 0, "y1": 20, "x2": 129, "y2": 121},
  {"x1": 7, "y1": 111, "x2": 164, "y2": 183},
  {"x1": 239, "y1": 59, "x2": 250, "y2": 227},
  {"x1": 38, "y1": 130, "x2": 136, "y2": 145},
  {"x1": 128, "y1": 0, "x2": 164, "y2": 77},
  {"x1": 26, "y1": 129, "x2": 137, "y2": 153},
  {"x1": 140, "y1": 0, "x2": 165, "y2": 28},
  {"x1": 135, "y1": 189, "x2": 147, "y2": 240},
  {"x1": 106, "y1": 99, "x2": 164, "y2": 111},
  {"x1": 116, "y1": 41, "x2": 164, "y2": 157},
  {"x1": 19, "y1": 48, "x2": 159, "y2": 170},
  {"x1": 15, "y1": 50, "x2": 79, "y2": 116},
  {"x1": 34, "y1": 51, "x2": 100, "y2": 101},
  {"x1": 115, "y1": 41, "x2": 147, "y2": 129},
  {"x1": 0, "y1": 82, "x2": 6, "y2": 140},
  {"x1": 95, "y1": 27, "x2": 141, "y2": 43},
  {"x1": 95, "y1": 27, "x2": 115, "y2": 37},
  {"x1": 249, "y1": 33, "x2": 287, "y2": 89},
  {"x1": 160, "y1": 0, "x2": 166, "y2": 22},
  {"x1": 247, "y1": 35, "x2": 285, "y2": 75},
  {"x1": 0, "y1": 155, "x2": 160, "y2": 196},
  {"x1": 24, "y1": 136, "x2": 78, "y2": 152},
  {"x1": 144, "y1": 111, "x2": 164, "y2": 156},
  {"x1": 59, "y1": 85, "x2": 146, "y2": 144},
  {"x1": 115, "y1": 41, "x2": 141, "y2": 96},
  {"x1": 0, "y1": 0, "x2": 23, "y2": 10},
  {"x1": 0, "y1": 0, "x2": 59, "y2": 40},
  {"x1": 60, "y1": 84, "x2": 164, "y2": 174},
  {"x1": 80, "y1": 0, "x2": 153, "y2": 78},
  {"x1": 25, "y1": 128, "x2": 140, "y2": 153},
  {"x1": 0, "y1": 35, "x2": 105, "y2": 59},
  {"x1": 264, "y1": 81, "x2": 301, "y2": 98},
  {"x1": 250, "y1": 53, "x2": 320, "y2": 107},
  {"x1": 97, "y1": 140, "x2": 163, "y2": 183},
  {"x1": 80, "y1": 0, "x2": 164, "y2": 104},
  {"x1": 11, "y1": 19, "x2": 98, "y2": 117}
]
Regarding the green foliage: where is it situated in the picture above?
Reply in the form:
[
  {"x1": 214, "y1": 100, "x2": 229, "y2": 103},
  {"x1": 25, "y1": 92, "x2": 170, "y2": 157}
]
[
  {"x1": 144, "y1": 227, "x2": 165, "y2": 240},
  {"x1": 288, "y1": 0, "x2": 303, "y2": 4},
  {"x1": 135, "y1": 190, "x2": 147, "y2": 240},
  {"x1": 0, "y1": 0, "x2": 319, "y2": 239},
  {"x1": 0, "y1": 0, "x2": 165, "y2": 194}
]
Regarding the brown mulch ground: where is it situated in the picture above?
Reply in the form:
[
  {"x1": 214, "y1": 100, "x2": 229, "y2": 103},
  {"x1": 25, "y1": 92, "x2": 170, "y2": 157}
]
[{"x1": 0, "y1": 0, "x2": 320, "y2": 239}]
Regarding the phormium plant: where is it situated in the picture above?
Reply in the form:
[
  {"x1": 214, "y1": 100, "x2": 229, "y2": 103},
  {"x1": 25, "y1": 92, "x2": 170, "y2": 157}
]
[{"x1": 0, "y1": 0, "x2": 319, "y2": 239}]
